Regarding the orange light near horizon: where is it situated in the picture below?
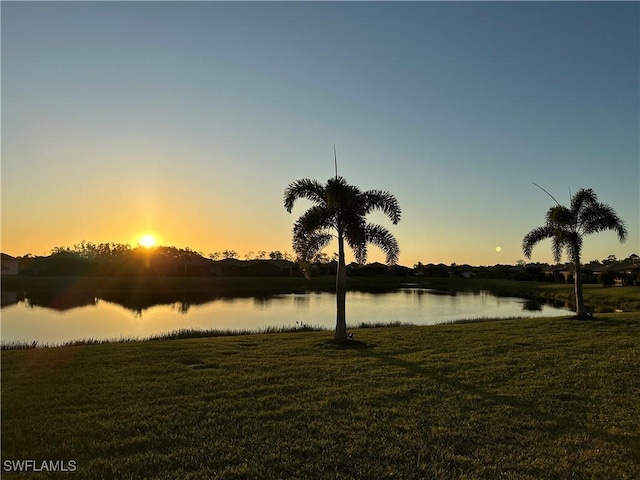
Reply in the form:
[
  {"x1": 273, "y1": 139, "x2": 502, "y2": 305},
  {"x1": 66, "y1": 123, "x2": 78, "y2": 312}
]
[{"x1": 138, "y1": 234, "x2": 157, "y2": 248}]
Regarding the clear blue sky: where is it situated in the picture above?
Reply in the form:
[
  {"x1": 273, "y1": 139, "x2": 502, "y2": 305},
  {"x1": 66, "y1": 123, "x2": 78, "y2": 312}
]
[{"x1": 2, "y1": 1, "x2": 638, "y2": 266}]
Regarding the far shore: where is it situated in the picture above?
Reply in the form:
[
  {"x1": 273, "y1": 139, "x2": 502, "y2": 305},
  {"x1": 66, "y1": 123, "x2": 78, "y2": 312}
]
[{"x1": 3, "y1": 274, "x2": 640, "y2": 313}]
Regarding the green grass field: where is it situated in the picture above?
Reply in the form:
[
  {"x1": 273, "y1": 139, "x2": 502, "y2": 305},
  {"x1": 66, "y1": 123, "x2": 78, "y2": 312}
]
[{"x1": 2, "y1": 314, "x2": 639, "y2": 479}]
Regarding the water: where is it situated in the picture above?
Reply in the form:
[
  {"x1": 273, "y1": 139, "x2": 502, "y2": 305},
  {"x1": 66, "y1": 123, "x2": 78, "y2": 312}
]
[{"x1": 1, "y1": 288, "x2": 571, "y2": 345}]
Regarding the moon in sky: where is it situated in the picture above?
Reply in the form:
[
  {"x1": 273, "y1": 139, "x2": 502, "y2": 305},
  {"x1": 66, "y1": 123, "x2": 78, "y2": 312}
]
[{"x1": 495, "y1": 246, "x2": 502, "y2": 252}]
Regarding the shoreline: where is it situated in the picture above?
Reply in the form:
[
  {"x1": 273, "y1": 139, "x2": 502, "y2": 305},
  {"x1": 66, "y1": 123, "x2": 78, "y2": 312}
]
[{"x1": 3, "y1": 312, "x2": 638, "y2": 350}]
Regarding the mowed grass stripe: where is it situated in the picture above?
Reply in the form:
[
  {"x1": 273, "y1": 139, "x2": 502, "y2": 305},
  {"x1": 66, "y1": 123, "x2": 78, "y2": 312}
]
[{"x1": 2, "y1": 314, "x2": 639, "y2": 479}]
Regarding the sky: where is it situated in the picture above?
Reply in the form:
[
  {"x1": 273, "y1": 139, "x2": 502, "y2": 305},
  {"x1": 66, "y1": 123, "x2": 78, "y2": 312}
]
[{"x1": 2, "y1": 1, "x2": 638, "y2": 267}]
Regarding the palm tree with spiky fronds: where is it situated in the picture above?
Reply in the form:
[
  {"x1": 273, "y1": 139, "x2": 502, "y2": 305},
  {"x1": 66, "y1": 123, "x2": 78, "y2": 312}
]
[
  {"x1": 523, "y1": 188, "x2": 627, "y2": 318},
  {"x1": 284, "y1": 176, "x2": 401, "y2": 342}
]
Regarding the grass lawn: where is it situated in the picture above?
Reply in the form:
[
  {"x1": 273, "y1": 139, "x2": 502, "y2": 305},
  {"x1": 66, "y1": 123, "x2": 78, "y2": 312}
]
[{"x1": 2, "y1": 313, "x2": 639, "y2": 479}]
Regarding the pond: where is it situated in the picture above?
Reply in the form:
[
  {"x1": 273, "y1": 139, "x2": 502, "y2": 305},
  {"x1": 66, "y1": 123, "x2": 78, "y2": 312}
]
[{"x1": 1, "y1": 287, "x2": 571, "y2": 345}]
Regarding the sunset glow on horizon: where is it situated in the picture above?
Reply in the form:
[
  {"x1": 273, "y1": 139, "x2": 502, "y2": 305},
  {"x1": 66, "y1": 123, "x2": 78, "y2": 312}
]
[
  {"x1": 2, "y1": 2, "x2": 638, "y2": 266},
  {"x1": 138, "y1": 235, "x2": 157, "y2": 248}
]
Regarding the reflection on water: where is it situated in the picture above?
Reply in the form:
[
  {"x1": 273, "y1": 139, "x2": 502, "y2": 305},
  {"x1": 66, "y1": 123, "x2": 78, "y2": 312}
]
[
  {"x1": 522, "y1": 299, "x2": 543, "y2": 311},
  {"x1": 0, "y1": 287, "x2": 572, "y2": 345}
]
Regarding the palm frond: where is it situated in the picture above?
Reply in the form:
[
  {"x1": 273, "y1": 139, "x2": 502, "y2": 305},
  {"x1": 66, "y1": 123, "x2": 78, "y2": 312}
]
[
  {"x1": 326, "y1": 177, "x2": 361, "y2": 211},
  {"x1": 522, "y1": 225, "x2": 553, "y2": 259},
  {"x1": 546, "y1": 205, "x2": 573, "y2": 228},
  {"x1": 570, "y1": 188, "x2": 597, "y2": 220},
  {"x1": 581, "y1": 203, "x2": 628, "y2": 241},
  {"x1": 294, "y1": 205, "x2": 336, "y2": 234},
  {"x1": 291, "y1": 223, "x2": 333, "y2": 278},
  {"x1": 363, "y1": 190, "x2": 401, "y2": 224},
  {"x1": 565, "y1": 232, "x2": 583, "y2": 263},
  {"x1": 348, "y1": 240, "x2": 368, "y2": 265},
  {"x1": 365, "y1": 223, "x2": 400, "y2": 265},
  {"x1": 548, "y1": 237, "x2": 562, "y2": 264},
  {"x1": 283, "y1": 178, "x2": 326, "y2": 213},
  {"x1": 343, "y1": 218, "x2": 368, "y2": 264}
]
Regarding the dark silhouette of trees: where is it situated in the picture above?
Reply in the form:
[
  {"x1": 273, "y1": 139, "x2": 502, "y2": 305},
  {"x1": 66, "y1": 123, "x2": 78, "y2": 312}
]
[
  {"x1": 269, "y1": 250, "x2": 284, "y2": 260},
  {"x1": 523, "y1": 188, "x2": 627, "y2": 318},
  {"x1": 284, "y1": 176, "x2": 401, "y2": 342},
  {"x1": 33, "y1": 243, "x2": 210, "y2": 277}
]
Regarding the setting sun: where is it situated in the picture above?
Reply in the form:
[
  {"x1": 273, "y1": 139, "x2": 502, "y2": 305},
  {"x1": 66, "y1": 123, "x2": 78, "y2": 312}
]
[{"x1": 139, "y1": 235, "x2": 157, "y2": 248}]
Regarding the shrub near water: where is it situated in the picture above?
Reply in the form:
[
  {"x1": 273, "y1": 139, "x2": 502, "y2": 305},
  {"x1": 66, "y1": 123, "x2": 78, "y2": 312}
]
[{"x1": 2, "y1": 314, "x2": 640, "y2": 479}]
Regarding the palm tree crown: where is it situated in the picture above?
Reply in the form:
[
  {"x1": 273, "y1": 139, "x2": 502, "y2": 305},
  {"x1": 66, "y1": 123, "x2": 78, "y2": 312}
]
[
  {"x1": 284, "y1": 176, "x2": 401, "y2": 276},
  {"x1": 523, "y1": 188, "x2": 627, "y2": 263}
]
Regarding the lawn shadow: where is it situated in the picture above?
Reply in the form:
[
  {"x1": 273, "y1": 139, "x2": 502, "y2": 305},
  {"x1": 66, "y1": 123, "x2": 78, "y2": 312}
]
[{"x1": 357, "y1": 346, "x2": 639, "y2": 457}]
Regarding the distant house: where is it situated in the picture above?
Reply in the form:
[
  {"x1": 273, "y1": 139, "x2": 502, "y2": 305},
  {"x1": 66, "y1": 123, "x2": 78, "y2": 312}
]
[
  {"x1": 611, "y1": 263, "x2": 640, "y2": 286},
  {"x1": 211, "y1": 258, "x2": 298, "y2": 277},
  {"x1": 544, "y1": 262, "x2": 614, "y2": 284},
  {"x1": 255, "y1": 259, "x2": 297, "y2": 276},
  {"x1": 1, "y1": 253, "x2": 20, "y2": 275}
]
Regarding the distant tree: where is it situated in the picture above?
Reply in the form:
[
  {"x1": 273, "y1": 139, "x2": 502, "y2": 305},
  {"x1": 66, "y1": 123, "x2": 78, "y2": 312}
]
[
  {"x1": 269, "y1": 250, "x2": 284, "y2": 260},
  {"x1": 523, "y1": 188, "x2": 627, "y2": 318},
  {"x1": 109, "y1": 243, "x2": 132, "y2": 258},
  {"x1": 244, "y1": 251, "x2": 254, "y2": 260},
  {"x1": 256, "y1": 251, "x2": 267, "y2": 260},
  {"x1": 284, "y1": 176, "x2": 400, "y2": 342},
  {"x1": 50, "y1": 245, "x2": 72, "y2": 255},
  {"x1": 209, "y1": 252, "x2": 221, "y2": 261},
  {"x1": 449, "y1": 263, "x2": 460, "y2": 277},
  {"x1": 221, "y1": 250, "x2": 238, "y2": 259}
]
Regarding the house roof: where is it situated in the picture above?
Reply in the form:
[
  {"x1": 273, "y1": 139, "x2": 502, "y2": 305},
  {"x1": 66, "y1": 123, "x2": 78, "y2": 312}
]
[
  {"x1": 261, "y1": 260, "x2": 296, "y2": 269},
  {"x1": 213, "y1": 258, "x2": 296, "y2": 269},
  {"x1": 214, "y1": 258, "x2": 245, "y2": 266},
  {"x1": 544, "y1": 264, "x2": 571, "y2": 272},
  {"x1": 184, "y1": 257, "x2": 214, "y2": 265},
  {"x1": 610, "y1": 263, "x2": 640, "y2": 273}
]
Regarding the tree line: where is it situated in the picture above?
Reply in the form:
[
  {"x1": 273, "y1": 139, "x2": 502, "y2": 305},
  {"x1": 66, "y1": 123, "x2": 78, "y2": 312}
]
[
  {"x1": 10, "y1": 241, "x2": 638, "y2": 282},
  {"x1": 15, "y1": 242, "x2": 303, "y2": 277},
  {"x1": 44, "y1": 241, "x2": 300, "y2": 263}
]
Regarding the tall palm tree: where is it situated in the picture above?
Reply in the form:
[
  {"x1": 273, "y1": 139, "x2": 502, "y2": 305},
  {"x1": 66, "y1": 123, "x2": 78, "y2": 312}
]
[
  {"x1": 284, "y1": 176, "x2": 401, "y2": 342},
  {"x1": 522, "y1": 188, "x2": 627, "y2": 318}
]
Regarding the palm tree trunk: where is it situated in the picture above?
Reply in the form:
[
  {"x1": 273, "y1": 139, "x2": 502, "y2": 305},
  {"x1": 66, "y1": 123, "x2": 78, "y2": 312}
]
[
  {"x1": 335, "y1": 230, "x2": 348, "y2": 342},
  {"x1": 573, "y1": 257, "x2": 587, "y2": 318}
]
